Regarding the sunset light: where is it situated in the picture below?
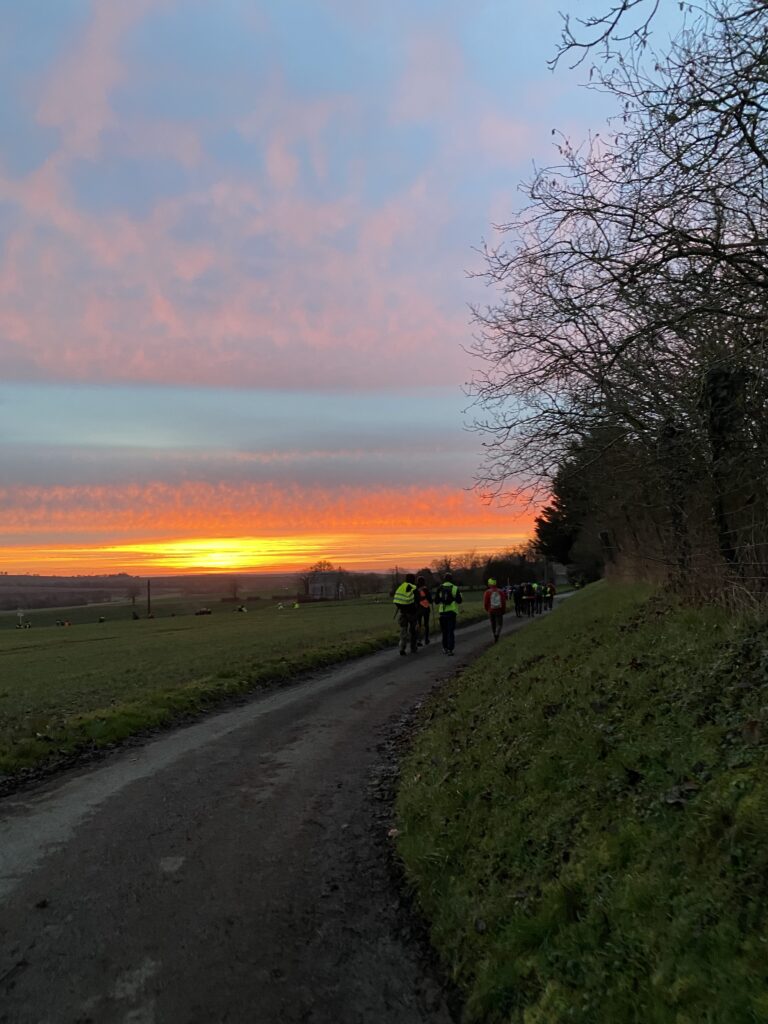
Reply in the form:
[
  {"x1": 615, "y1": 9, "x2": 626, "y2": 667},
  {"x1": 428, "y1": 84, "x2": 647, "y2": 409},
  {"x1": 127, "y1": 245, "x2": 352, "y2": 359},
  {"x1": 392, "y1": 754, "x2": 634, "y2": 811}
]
[
  {"x1": 0, "y1": 470, "x2": 534, "y2": 576},
  {"x1": 1, "y1": 522, "x2": 534, "y2": 577},
  {"x1": 104, "y1": 536, "x2": 353, "y2": 573},
  {"x1": 0, "y1": 1, "x2": 572, "y2": 577}
]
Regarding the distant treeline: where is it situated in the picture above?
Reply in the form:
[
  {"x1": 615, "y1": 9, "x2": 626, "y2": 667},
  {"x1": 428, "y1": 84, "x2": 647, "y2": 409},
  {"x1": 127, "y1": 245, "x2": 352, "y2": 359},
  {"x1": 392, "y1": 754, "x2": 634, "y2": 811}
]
[
  {"x1": 0, "y1": 590, "x2": 113, "y2": 611},
  {"x1": 0, "y1": 571, "x2": 316, "y2": 611},
  {"x1": 0, "y1": 574, "x2": 135, "y2": 588},
  {"x1": 0, "y1": 575, "x2": 141, "y2": 611},
  {"x1": 295, "y1": 550, "x2": 560, "y2": 600}
]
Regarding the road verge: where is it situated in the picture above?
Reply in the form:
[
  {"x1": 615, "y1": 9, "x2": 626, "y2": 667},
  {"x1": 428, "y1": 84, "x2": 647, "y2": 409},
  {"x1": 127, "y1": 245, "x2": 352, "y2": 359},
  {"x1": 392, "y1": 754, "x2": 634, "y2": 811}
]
[{"x1": 396, "y1": 582, "x2": 768, "y2": 1022}]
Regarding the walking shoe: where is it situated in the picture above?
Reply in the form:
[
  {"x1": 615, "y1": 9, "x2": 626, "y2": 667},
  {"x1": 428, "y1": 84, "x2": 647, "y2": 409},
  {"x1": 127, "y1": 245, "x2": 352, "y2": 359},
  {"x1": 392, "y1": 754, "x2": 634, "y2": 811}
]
[
  {"x1": 425, "y1": 639, "x2": 430, "y2": 645},
  {"x1": 399, "y1": 650, "x2": 407, "y2": 657}
]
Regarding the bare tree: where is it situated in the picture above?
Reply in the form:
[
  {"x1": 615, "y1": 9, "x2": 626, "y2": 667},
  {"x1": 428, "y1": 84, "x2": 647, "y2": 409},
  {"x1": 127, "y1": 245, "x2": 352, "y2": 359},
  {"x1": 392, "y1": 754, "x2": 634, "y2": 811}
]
[
  {"x1": 470, "y1": 0, "x2": 768, "y2": 606},
  {"x1": 430, "y1": 555, "x2": 454, "y2": 576}
]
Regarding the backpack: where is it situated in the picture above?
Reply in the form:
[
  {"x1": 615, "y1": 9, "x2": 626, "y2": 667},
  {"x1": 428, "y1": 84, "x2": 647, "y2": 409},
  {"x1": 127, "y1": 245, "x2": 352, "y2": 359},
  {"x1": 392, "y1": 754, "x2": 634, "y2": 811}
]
[
  {"x1": 436, "y1": 584, "x2": 454, "y2": 607},
  {"x1": 489, "y1": 589, "x2": 502, "y2": 610}
]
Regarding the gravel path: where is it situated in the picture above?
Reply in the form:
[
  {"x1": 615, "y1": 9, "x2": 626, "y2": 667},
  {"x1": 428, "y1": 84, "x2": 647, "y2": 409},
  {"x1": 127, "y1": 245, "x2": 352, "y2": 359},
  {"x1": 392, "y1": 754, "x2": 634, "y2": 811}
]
[{"x1": 0, "y1": 613, "x2": 533, "y2": 1024}]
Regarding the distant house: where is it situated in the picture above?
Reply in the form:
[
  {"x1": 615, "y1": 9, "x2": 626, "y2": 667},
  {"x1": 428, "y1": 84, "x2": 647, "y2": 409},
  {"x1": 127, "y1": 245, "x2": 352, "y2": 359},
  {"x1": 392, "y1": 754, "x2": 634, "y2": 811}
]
[
  {"x1": 308, "y1": 571, "x2": 346, "y2": 600},
  {"x1": 551, "y1": 562, "x2": 570, "y2": 586}
]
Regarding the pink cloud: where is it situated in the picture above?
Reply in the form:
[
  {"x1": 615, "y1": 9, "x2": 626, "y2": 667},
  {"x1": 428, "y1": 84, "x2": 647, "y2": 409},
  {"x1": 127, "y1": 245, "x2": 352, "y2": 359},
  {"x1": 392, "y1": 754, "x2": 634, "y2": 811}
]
[
  {"x1": 122, "y1": 121, "x2": 203, "y2": 169},
  {"x1": 0, "y1": 6, "x2": 560, "y2": 392},
  {"x1": 0, "y1": 477, "x2": 532, "y2": 548},
  {"x1": 237, "y1": 75, "x2": 359, "y2": 187},
  {"x1": 393, "y1": 30, "x2": 467, "y2": 123},
  {"x1": 474, "y1": 111, "x2": 534, "y2": 166},
  {"x1": 0, "y1": 150, "x2": 477, "y2": 387},
  {"x1": 37, "y1": 0, "x2": 168, "y2": 158},
  {"x1": 265, "y1": 138, "x2": 299, "y2": 190},
  {"x1": 150, "y1": 290, "x2": 186, "y2": 337}
]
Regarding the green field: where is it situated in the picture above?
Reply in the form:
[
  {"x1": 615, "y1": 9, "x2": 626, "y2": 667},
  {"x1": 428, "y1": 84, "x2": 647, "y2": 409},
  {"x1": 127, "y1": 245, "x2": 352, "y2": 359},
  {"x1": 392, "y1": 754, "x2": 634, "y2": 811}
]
[
  {"x1": 0, "y1": 593, "x2": 486, "y2": 777},
  {"x1": 0, "y1": 592, "x2": 270, "y2": 628},
  {"x1": 396, "y1": 583, "x2": 768, "y2": 1024}
]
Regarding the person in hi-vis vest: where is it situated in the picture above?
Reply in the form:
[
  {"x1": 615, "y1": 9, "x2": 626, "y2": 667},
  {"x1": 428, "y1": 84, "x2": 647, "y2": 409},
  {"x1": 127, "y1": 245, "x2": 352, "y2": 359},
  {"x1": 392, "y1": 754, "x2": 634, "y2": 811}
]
[
  {"x1": 434, "y1": 572, "x2": 462, "y2": 655},
  {"x1": 392, "y1": 573, "x2": 419, "y2": 656}
]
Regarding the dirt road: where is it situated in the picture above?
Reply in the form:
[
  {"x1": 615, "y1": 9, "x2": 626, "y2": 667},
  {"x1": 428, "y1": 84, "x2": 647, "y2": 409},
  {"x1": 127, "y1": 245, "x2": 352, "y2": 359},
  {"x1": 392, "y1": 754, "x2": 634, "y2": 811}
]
[{"x1": 0, "y1": 613, "x2": 534, "y2": 1024}]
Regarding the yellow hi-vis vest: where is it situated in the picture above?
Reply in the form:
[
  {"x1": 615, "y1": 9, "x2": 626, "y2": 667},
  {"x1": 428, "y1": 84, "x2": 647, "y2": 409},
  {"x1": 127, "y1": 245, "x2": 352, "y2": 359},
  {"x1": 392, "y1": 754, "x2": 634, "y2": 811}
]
[
  {"x1": 393, "y1": 582, "x2": 417, "y2": 606},
  {"x1": 436, "y1": 582, "x2": 459, "y2": 613}
]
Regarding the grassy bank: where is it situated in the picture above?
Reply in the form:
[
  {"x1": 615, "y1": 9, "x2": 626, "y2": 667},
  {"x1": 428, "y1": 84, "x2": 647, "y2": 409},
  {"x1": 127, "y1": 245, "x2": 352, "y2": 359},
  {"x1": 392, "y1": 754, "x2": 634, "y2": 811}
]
[
  {"x1": 396, "y1": 583, "x2": 768, "y2": 1023},
  {"x1": 0, "y1": 594, "x2": 486, "y2": 778}
]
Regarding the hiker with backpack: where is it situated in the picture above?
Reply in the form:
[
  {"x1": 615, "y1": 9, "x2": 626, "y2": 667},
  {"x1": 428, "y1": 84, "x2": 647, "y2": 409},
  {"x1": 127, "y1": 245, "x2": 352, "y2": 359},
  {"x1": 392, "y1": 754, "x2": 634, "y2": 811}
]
[
  {"x1": 415, "y1": 575, "x2": 432, "y2": 646},
  {"x1": 512, "y1": 583, "x2": 524, "y2": 618},
  {"x1": 483, "y1": 577, "x2": 507, "y2": 643},
  {"x1": 392, "y1": 573, "x2": 419, "y2": 656},
  {"x1": 434, "y1": 572, "x2": 462, "y2": 655}
]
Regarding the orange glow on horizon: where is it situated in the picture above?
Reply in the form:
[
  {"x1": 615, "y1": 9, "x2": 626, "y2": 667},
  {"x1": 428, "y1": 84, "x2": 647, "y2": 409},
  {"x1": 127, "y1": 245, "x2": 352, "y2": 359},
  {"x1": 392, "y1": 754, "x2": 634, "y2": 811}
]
[
  {"x1": 0, "y1": 483, "x2": 538, "y2": 576},
  {"x1": 105, "y1": 535, "x2": 347, "y2": 572},
  {"x1": 0, "y1": 527, "x2": 536, "y2": 576}
]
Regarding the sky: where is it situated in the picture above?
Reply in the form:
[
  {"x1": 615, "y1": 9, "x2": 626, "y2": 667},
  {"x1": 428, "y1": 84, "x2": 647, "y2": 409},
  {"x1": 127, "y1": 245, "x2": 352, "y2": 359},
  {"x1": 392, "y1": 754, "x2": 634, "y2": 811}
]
[{"x1": 0, "y1": 0, "x2": 647, "y2": 575}]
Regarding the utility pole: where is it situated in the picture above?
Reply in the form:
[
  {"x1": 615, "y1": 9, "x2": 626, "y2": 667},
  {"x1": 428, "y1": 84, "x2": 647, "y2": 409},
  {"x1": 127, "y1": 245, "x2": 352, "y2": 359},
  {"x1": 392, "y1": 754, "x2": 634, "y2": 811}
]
[{"x1": 146, "y1": 579, "x2": 151, "y2": 617}]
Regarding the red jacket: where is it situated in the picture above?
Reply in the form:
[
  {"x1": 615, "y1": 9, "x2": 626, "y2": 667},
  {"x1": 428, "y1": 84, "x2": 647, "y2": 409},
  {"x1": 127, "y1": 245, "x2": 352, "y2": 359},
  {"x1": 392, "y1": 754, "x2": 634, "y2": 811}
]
[{"x1": 483, "y1": 587, "x2": 507, "y2": 614}]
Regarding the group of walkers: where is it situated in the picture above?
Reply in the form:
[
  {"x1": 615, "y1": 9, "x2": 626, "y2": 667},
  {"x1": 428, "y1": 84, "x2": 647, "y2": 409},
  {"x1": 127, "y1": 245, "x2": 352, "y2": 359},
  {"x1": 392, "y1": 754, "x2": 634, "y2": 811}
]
[
  {"x1": 508, "y1": 581, "x2": 556, "y2": 618},
  {"x1": 392, "y1": 573, "x2": 462, "y2": 656},
  {"x1": 392, "y1": 574, "x2": 558, "y2": 656}
]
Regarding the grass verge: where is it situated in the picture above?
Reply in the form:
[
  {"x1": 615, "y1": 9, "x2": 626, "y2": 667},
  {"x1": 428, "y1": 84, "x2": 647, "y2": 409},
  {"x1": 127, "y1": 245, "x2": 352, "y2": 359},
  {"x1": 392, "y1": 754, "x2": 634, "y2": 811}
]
[{"x1": 396, "y1": 583, "x2": 768, "y2": 1023}]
